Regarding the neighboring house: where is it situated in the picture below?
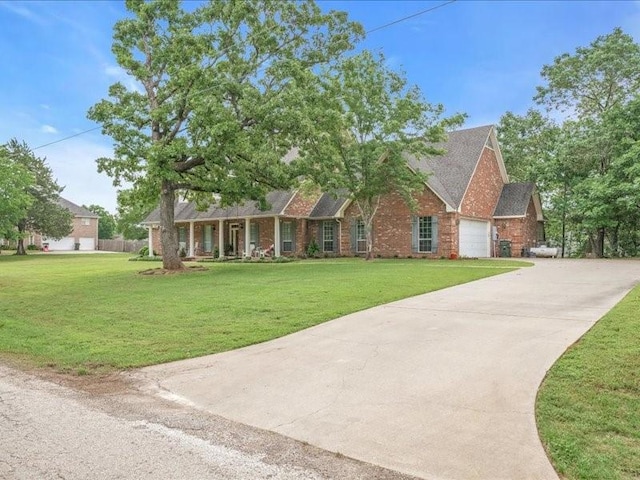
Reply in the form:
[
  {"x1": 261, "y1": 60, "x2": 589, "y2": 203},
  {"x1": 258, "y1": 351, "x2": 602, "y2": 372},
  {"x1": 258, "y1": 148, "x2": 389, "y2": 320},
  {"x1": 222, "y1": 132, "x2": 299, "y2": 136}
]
[
  {"x1": 142, "y1": 125, "x2": 544, "y2": 258},
  {"x1": 37, "y1": 198, "x2": 99, "y2": 251}
]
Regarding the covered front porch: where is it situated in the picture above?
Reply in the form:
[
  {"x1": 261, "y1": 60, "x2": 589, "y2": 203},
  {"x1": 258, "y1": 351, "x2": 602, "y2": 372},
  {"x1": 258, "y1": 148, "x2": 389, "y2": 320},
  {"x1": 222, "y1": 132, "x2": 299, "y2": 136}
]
[{"x1": 148, "y1": 216, "x2": 312, "y2": 259}]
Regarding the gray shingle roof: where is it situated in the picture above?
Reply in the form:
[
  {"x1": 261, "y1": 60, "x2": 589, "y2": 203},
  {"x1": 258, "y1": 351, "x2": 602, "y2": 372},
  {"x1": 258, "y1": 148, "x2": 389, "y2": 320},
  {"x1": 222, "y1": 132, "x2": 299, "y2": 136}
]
[
  {"x1": 309, "y1": 193, "x2": 349, "y2": 218},
  {"x1": 494, "y1": 183, "x2": 535, "y2": 217},
  {"x1": 143, "y1": 190, "x2": 295, "y2": 224},
  {"x1": 142, "y1": 125, "x2": 498, "y2": 223},
  {"x1": 57, "y1": 197, "x2": 99, "y2": 218},
  {"x1": 406, "y1": 125, "x2": 493, "y2": 209}
]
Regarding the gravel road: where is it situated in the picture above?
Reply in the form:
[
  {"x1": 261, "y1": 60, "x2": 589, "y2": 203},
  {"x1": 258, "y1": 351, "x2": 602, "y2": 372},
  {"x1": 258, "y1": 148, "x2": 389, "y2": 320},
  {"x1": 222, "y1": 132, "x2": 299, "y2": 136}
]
[{"x1": 0, "y1": 365, "x2": 416, "y2": 480}]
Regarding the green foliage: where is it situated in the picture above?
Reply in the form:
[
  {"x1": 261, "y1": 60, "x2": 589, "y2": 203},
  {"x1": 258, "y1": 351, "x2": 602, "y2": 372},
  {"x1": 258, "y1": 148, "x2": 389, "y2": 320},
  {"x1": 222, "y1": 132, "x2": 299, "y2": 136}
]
[
  {"x1": 0, "y1": 254, "x2": 520, "y2": 371},
  {"x1": 26, "y1": 244, "x2": 39, "y2": 251},
  {"x1": 88, "y1": 0, "x2": 363, "y2": 270},
  {"x1": 499, "y1": 28, "x2": 640, "y2": 257},
  {"x1": 306, "y1": 238, "x2": 320, "y2": 257},
  {"x1": 84, "y1": 204, "x2": 116, "y2": 239},
  {"x1": 1, "y1": 139, "x2": 73, "y2": 254},
  {"x1": 0, "y1": 144, "x2": 34, "y2": 238},
  {"x1": 294, "y1": 50, "x2": 465, "y2": 258},
  {"x1": 537, "y1": 285, "x2": 640, "y2": 479},
  {"x1": 138, "y1": 245, "x2": 158, "y2": 257}
]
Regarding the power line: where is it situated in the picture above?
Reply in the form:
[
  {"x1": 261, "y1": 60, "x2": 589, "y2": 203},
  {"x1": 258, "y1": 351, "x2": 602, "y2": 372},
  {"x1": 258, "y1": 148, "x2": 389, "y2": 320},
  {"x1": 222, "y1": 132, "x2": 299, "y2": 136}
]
[
  {"x1": 33, "y1": 126, "x2": 102, "y2": 150},
  {"x1": 366, "y1": 0, "x2": 457, "y2": 35},
  {"x1": 32, "y1": 1, "x2": 458, "y2": 151}
]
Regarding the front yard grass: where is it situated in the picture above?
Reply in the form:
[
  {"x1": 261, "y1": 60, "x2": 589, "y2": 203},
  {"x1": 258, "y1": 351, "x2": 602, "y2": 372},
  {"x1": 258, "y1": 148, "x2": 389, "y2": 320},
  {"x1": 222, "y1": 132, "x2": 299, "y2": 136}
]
[
  {"x1": 536, "y1": 284, "x2": 640, "y2": 480},
  {"x1": 0, "y1": 254, "x2": 526, "y2": 373}
]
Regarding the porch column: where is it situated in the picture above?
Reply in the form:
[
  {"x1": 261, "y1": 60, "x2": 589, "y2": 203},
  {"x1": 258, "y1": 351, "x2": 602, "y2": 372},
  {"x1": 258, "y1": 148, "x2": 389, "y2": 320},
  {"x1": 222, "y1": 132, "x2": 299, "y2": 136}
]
[
  {"x1": 188, "y1": 221, "x2": 195, "y2": 257},
  {"x1": 244, "y1": 218, "x2": 251, "y2": 257},
  {"x1": 218, "y1": 219, "x2": 224, "y2": 258},
  {"x1": 273, "y1": 217, "x2": 281, "y2": 257},
  {"x1": 147, "y1": 226, "x2": 154, "y2": 258}
]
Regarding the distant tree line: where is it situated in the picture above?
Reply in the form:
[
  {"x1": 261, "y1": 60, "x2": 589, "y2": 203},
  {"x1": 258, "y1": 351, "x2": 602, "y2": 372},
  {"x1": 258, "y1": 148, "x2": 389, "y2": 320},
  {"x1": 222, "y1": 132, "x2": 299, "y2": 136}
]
[{"x1": 498, "y1": 28, "x2": 640, "y2": 257}]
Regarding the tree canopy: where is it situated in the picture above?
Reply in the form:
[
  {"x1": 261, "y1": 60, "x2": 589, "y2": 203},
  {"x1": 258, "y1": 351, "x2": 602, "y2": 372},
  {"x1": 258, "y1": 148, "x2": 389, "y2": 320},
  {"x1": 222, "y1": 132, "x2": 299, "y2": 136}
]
[
  {"x1": 0, "y1": 144, "x2": 34, "y2": 240},
  {"x1": 1, "y1": 139, "x2": 72, "y2": 255},
  {"x1": 500, "y1": 28, "x2": 640, "y2": 257},
  {"x1": 89, "y1": 0, "x2": 363, "y2": 269},
  {"x1": 295, "y1": 50, "x2": 464, "y2": 258}
]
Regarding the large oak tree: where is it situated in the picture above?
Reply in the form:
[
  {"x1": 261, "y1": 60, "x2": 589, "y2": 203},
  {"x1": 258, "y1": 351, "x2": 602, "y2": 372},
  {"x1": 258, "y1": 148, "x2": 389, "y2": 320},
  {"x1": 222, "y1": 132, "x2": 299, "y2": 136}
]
[{"x1": 88, "y1": 0, "x2": 362, "y2": 269}]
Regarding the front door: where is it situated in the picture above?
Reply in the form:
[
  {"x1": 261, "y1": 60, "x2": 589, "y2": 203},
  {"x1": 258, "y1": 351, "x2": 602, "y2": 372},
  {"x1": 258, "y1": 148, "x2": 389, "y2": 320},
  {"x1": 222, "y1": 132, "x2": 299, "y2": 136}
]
[{"x1": 229, "y1": 223, "x2": 240, "y2": 255}]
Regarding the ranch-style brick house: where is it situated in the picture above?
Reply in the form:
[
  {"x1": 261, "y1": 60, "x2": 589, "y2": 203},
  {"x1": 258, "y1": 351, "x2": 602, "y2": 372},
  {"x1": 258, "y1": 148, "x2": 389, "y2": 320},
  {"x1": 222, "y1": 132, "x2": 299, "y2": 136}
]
[{"x1": 142, "y1": 125, "x2": 544, "y2": 259}]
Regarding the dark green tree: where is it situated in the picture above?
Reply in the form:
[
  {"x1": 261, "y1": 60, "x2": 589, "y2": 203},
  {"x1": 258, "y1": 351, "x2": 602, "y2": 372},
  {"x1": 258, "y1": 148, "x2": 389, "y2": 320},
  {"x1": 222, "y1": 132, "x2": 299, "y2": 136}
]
[
  {"x1": 533, "y1": 27, "x2": 640, "y2": 256},
  {"x1": 84, "y1": 204, "x2": 116, "y2": 239},
  {"x1": 3, "y1": 140, "x2": 73, "y2": 255},
  {"x1": 0, "y1": 144, "x2": 34, "y2": 241},
  {"x1": 88, "y1": 0, "x2": 362, "y2": 269}
]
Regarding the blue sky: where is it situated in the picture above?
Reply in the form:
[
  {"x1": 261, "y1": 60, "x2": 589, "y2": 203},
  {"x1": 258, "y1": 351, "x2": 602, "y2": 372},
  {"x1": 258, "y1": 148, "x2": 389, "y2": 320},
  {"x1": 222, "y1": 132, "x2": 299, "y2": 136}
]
[{"x1": 1, "y1": 0, "x2": 638, "y2": 213}]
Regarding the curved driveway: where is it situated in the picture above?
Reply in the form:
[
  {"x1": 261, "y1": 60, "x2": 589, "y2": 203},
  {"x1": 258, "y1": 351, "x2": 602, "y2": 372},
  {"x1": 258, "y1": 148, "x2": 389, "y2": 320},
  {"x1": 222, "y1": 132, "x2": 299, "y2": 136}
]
[{"x1": 138, "y1": 259, "x2": 640, "y2": 480}]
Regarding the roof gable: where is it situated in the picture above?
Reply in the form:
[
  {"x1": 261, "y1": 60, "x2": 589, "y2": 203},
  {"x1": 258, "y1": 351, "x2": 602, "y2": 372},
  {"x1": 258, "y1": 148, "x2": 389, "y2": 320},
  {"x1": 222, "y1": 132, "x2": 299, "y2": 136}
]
[
  {"x1": 406, "y1": 125, "x2": 496, "y2": 210},
  {"x1": 57, "y1": 197, "x2": 99, "y2": 218},
  {"x1": 493, "y1": 183, "x2": 536, "y2": 217}
]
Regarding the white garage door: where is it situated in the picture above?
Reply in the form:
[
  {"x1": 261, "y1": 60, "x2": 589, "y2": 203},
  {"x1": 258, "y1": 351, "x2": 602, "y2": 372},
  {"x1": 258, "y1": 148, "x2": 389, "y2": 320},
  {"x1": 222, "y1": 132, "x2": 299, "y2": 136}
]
[
  {"x1": 79, "y1": 237, "x2": 95, "y2": 251},
  {"x1": 44, "y1": 237, "x2": 75, "y2": 250},
  {"x1": 459, "y1": 219, "x2": 490, "y2": 258}
]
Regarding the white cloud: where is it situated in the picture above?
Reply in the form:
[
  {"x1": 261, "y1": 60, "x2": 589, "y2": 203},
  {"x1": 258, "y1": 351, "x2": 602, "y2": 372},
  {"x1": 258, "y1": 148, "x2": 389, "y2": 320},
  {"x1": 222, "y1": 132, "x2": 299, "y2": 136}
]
[
  {"x1": 38, "y1": 137, "x2": 119, "y2": 213},
  {"x1": 41, "y1": 124, "x2": 58, "y2": 134},
  {"x1": 40, "y1": 104, "x2": 50, "y2": 110},
  {"x1": 104, "y1": 64, "x2": 144, "y2": 93},
  {"x1": 0, "y1": 2, "x2": 47, "y2": 25}
]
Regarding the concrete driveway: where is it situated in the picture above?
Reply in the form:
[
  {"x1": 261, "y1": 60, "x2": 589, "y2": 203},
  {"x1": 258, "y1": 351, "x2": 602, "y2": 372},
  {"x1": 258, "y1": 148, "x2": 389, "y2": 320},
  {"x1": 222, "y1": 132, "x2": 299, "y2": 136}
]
[{"x1": 136, "y1": 259, "x2": 640, "y2": 480}]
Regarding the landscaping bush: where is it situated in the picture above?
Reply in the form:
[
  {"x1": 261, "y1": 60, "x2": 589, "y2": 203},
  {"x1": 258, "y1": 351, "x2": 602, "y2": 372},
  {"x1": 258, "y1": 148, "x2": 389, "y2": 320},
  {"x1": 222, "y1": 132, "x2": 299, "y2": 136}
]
[
  {"x1": 306, "y1": 239, "x2": 319, "y2": 257},
  {"x1": 26, "y1": 244, "x2": 39, "y2": 250}
]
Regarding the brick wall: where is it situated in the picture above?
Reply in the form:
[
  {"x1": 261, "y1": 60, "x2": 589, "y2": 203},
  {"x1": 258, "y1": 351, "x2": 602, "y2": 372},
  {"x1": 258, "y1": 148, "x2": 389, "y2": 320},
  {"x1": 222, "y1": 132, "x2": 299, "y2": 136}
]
[
  {"x1": 339, "y1": 188, "x2": 452, "y2": 258},
  {"x1": 494, "y1": 198, "x2": 539, "y2": 257},
  {"x1": 71, "y1": 217, "x2": 98, "y2": 244},
  {"x1": 283, "y1": 189, "x2": 322, "y2": 217},
  {"x1": 461, "y1": 146, "x2": 504, "y2": 220}
]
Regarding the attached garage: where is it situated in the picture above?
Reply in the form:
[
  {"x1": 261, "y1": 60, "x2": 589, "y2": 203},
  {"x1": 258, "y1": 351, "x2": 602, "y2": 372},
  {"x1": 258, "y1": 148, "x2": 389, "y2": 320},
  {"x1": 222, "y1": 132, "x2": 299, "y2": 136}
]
[
  {"x1": 459, "y1": 219, "x2": 491, "y2": 258},
  {"x1": 44, "y1": 237, "x2": 75, "y2": 251},
  {"x1": 79, "y1": 237, "x2": 95, "y2": 251}
]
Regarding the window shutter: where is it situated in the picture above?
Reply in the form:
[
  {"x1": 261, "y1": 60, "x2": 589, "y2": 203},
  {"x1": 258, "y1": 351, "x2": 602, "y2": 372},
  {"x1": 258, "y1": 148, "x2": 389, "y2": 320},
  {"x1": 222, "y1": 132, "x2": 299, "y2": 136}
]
[
  {"x1": 411, "y1": 216, "x2": 418, "y2": 253},
  {"x1": 291, "y1": 221, "x2": 297, "y2": 253},
  {"x1": 255, "y1": 223, "x2": 260, "y2": 248},
  {"x1": 333, "y1": 221, "x2": 338, "y2": 252},
  {"x1": 350, "y1": 220, "x2": 357, "y2": 252},
  {"x1": 431, "y1": 216, "x2": 439, "y2": 253}
]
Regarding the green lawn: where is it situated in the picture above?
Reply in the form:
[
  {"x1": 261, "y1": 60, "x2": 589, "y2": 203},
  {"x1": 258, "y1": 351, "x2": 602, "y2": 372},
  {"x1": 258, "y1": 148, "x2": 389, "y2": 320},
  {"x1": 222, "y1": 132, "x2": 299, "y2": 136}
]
[
  {"x1": 536, "y1": 284, "x2": 640, "y2": 480},
  {"x1": 0, "y1": 253, "x2": 525, "y2": 373}
]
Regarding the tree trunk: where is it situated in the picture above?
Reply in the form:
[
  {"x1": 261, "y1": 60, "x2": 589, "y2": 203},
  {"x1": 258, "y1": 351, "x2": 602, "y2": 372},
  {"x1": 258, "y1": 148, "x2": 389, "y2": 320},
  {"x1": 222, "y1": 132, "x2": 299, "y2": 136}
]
[
  {"x1": 16, "y1": 238, "x2": 26, "y2": 255},
  {"x1": 597, "y1": 227, "x2": 606, "y2": 258},
  {"x1": 159, "y1": 180, "x2": 184, "y2": 270},
  {"x1": 15, "y1": 221, "x2": 26, "y2": 255},
  {"x1": 365, "y1": 223, "x2": 374, "y2": 261}
]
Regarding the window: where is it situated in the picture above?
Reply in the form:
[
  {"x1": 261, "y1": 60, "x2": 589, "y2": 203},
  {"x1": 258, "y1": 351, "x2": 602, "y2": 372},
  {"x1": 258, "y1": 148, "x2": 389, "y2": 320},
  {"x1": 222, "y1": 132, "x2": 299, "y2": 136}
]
[
  {"x1": 323, "y1": 221, "x2": 334, "y2": 252},
  {"x1": 282, "y1": 222, "x2": 293, "y2": 252},
  {"x1": 356, "y1": 220, "x2": 366, "y2": 253},
  {"x1": 203, "y1": 225, "x2": 213, "y2": 253},
  {"x1": 178, "y1": 227, "x2": 186, "y2": 243},
  {"x1": 419, "y1": 217, "x2": 434, "y2": 252},
  {"x1": 412, "y1": 216, "x2": 438, "y2": 253},
  {"x1": 250, "y1": 223, "x2": 259, "y2": 248},
  {"x1": 81, "y1": 218, "x2": 90, "y2": 226}
]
